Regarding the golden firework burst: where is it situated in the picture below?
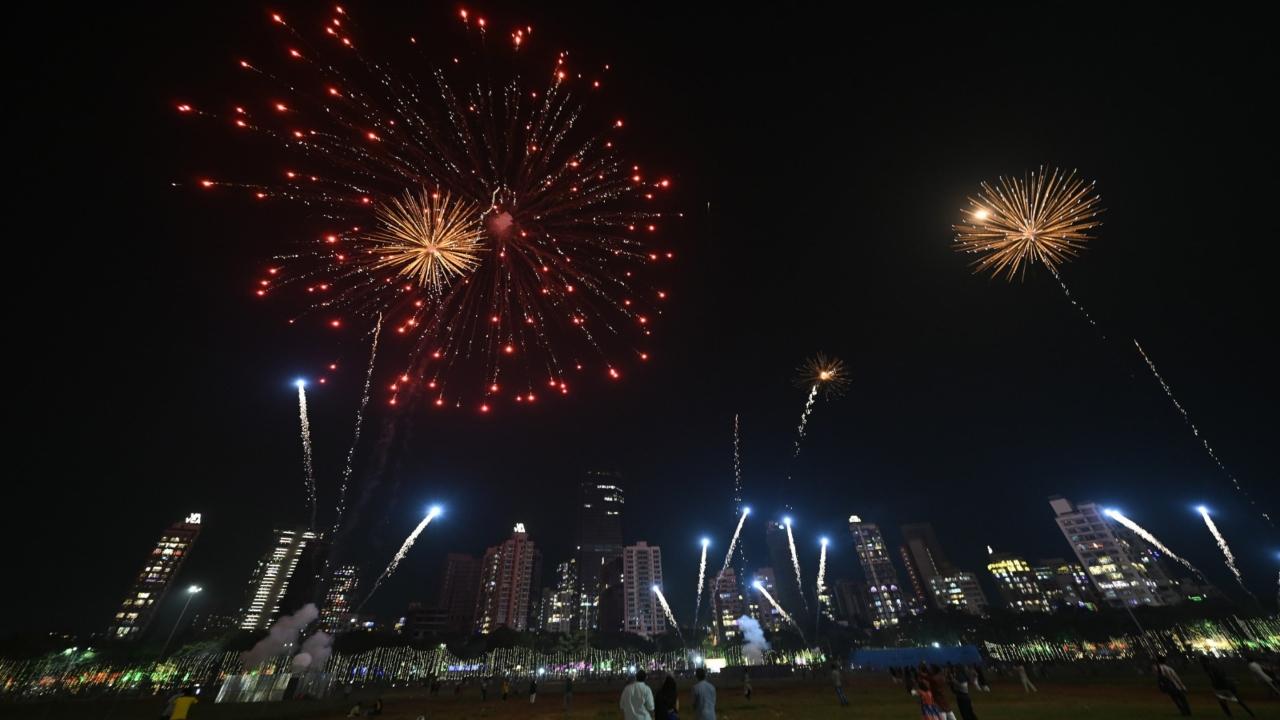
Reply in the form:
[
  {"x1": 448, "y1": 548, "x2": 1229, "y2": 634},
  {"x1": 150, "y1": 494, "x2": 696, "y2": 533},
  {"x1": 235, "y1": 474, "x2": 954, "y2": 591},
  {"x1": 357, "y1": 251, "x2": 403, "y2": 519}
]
[
  {"x1": 364, "y1": 189, "x2": 485, "y2": 293},
  {"x1": 795, "y1": 353, "x2": 850, "y2": 397},
  {"x1": 954, "y1": 167, "x2": 1103, "y2": 280}
]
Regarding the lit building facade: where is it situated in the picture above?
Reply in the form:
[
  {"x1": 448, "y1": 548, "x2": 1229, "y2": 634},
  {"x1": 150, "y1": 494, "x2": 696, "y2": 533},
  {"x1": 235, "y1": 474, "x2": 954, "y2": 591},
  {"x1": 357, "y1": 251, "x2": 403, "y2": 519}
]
[
  {"x1": 927, "y1": 572, "x2": 989, "y2": 616},
  {"x1": 576, "y1": 473, "x2": 624, "y2": 631},
  {"x1": 1049, "y1": 496, "x2": 1179, "y2": 608},
  {"x1": 1034, "y1": 558, "x2": 1098, "y2": 611},
  {"x1": 320, "y1": 564, "x2": 360, "y2": 632},
  {"x1": 847, "y1": 515, "x2": 905, "y2": 627},
  {"x1": 711, "y1": 568, "x2": 745, "y2": 642},
  {"x1": 899, "y1": 522, "x2": 955, "y2": 609},
  {"x1": 475, "y1": 523, "x2": 542, "y2": 634},
  {"x1": 622, "y1": 542, "x2": 666, "y2": 637},
  {"x1": 748, "y1": 567, "x2": 786, "y2": 631},
  {"x1": 987, "y1": 551, "x2": 1052, "y2": 613},
  {"x1": 438, "y1": 553, "x2": 482, "y2": 634},
  {"x1": 543, "y1": 560, "x2": 578, "y2": 633},
  {"x1": 239, "y1": 528, "x2": 319, "y2": 630},
  {"x1": 109, "y1": 513, "x2": 203, "y2": 640}
]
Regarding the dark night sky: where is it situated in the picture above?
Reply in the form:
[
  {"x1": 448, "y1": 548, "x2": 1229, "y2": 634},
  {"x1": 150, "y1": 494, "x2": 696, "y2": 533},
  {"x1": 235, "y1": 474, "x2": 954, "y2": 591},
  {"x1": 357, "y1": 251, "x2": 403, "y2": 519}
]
[{"x1": 6, "y1": 4, "x2": 1277, "y2": 636}]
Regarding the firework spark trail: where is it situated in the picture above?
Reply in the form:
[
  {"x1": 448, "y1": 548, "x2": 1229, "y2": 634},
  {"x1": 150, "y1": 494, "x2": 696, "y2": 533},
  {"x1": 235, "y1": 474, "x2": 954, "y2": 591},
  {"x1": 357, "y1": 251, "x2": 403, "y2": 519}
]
[
  {"x1": 651, "y1": 585, "x2": 684, "y2": 642},
  {"x1": 1137, "y1": 342, "x2": 1272, "y2": 527},
  {"x1": 693, "y1": 539, "x2": 709, "y2": 637},
  {"x1": 794, "y1": 385, "x2": 819, "y2": 456},
  {"x1": 331, "y1": 317, "x2": 382, "y2": 537},
  {"x1": 361, "y1": 507, "x2": 440, "y2": 607},
  {"x1": 1103, "y1": 509, "x2": 1203, "y2": 579},
  {"x1": 296, "y1": 380, "x2": 317, "y2": 531},
  {"x1": 1198, "y1": 507, "x2": 1251, "y2": 595},
  {"x1": 783, "y1": 519, "x2": 809, "y2": 613},
  {"x1": 718, "y1": 508, "x2": 750, "y2": 580},
  {"x1": 753, "y1": 581, "x2": 806, "y2": 644},
  {"x1": 1046, "y1": 265, "x2": 1103, "y2": 333},
  {"x1": 815, "y1": 538, "x2": 829, "y2": 627},
  {"x1": 732, "y1": 415, "x2": 743, "y2": 513}
]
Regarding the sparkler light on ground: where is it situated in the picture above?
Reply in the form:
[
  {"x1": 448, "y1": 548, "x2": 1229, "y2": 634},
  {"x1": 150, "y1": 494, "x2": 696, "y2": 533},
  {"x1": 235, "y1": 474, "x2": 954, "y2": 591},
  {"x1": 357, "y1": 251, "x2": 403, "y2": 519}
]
[
  {"x1": 752, "y1": 580, "x2": 806, "y2": 644},
  {"x1": 295, "y1": 379, "x2": 317, "y2": 530},
  {"x1": 331, "y1": 318, "x2": 382, "y2": 537},
  {"x1": 693, "y1": 538, "x2": 709, "y2": 637},
  {"x1": 1102, "y1": 509, "x2": 1203, "y2": 579},
  {"x1": 1197, "y1": 506, "x2": 1251, "y2": 595},
  {"x1": 651, "y1": 585, "x2": 684, "y2": 643},
  {"x1": 181, "y1": 7, "x2": 677, "y2": 412},
  {"x1": 953, "y1": 166, "x2": 1102, "y2": 281},
  {"x1": 793, "y1": 354, "x2": 849, "y2": 456},
  {"x1": 362, "y1": 505, "x2": 442, "y2": 607},
  {"x1": 782, "y1": 517, "x2": 809, "y2": 612},
  {"x1": 955, "y1": 169, "x2": 1270, "y2": 528}
]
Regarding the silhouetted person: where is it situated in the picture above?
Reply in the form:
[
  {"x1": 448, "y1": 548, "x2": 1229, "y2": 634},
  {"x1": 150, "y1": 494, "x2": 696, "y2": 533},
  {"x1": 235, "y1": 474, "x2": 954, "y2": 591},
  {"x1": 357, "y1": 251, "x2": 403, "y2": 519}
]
[
  {"x1": 831, "y1": 663, "x2": 849, "y2": 707},
  {"x1": 656, "y1": 674, "x2": 679, "y2": 719},
  {"x1": 691, "y1": 667, "x2": 716, "y2": 720},
  {"x1": 1202, "y1": 655, "x2": 1255, "y2": 717},
  {"x1": 1155, "y1": 656, "x2": 1191, "y2": 716}
]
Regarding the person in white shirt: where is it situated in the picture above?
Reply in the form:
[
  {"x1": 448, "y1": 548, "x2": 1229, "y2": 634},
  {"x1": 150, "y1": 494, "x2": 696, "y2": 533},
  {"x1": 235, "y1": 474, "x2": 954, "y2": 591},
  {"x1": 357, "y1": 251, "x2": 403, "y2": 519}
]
[
  {"x1": 620, "y1": 669, "x2": 656, "y2": 720},
  {"x1": 1246, "y1": 656, "x2": 1278, "y2": 696},
  {"x1": 1154, "y1": 656, "x2": 1191, "y2": 716}
]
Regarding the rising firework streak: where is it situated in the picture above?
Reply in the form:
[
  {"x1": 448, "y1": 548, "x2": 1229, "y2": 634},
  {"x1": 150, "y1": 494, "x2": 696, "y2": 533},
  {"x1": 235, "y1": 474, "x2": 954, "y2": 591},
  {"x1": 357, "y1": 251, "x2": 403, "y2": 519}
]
[
  {"x1": 783, "y1": 517, "x2": 808, "y2": 612},
  {"x1": 1197, "y1": 506, "x2": 1252, "y2": 596},
  {"x1": 718, "y1": 507, "x2": 750, "y2": 581},
  {"x1": 652, "y1": 585, "x2": 683, "y2": 643},
  {"x1": 362, "y1": 506, "x2": 442, "y2": 607},
  {"x1": 1102, "y1": 509, "x2": 1203, "y2": 579},
  {"x1": 332, "y1": 318, "x2": 382, "y2": 536},
  {"x1": 752, "y1": 579, "x2": 806, "y2": 644},
  {"x1": 295, "y1": 379, "x2": 317, "y2": 531},
  {"x1": 793, "y1": 354, "x2": 849, "y2": 456},
  {"x1": 693, "y1": 538, "x2": 709, "y2": 638}
]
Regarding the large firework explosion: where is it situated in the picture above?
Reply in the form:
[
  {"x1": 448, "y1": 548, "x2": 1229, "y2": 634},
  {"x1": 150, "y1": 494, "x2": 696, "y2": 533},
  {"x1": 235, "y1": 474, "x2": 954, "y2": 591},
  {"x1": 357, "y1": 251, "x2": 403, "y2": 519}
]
[
  {"x1": 953, "y1": 166, "x2": 1103, "y2": 280},
  {"x1": 178, "y1": 6, "x2": 676, "y2": 411}
]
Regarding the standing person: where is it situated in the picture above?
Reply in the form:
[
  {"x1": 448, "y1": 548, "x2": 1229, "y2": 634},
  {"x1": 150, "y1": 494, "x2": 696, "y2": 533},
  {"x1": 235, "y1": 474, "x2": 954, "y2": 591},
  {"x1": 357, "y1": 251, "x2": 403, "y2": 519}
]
[
  {"x1": 905, "y1": 665, "x2": 918, "y2": 695},
  {"x1": 926, "y1": 665, "x2": 956, "y2": 720},
  {"x1": 970, "y1": 664, "x2": 990, "y2": 693},
  {"x1": 1154, "y1": 656, "x2": 1192, "y2": 716},
  {"x1": 948, "y1": 666, "x2": 978, "y2": 720},
  {"x1": 564, "y1": 675, "x2": 574, "y2": 711},
  {"x1": 620, "y1": 669, "x2": 656, "y2": 720},
  {"x1": 371, "y1": 697, "x2": 384, "y2": 716},
  {"x1": 160, "y1": 690, "x2": 182, "y2": 720},
  {"x1": 831, "y1": 663, "x2": 850, "y2": 707},
  {"x1": 1014, "y1": 663, "x2": 1037, "y2": 694},
  {"x1": 916, "y1": 679, "x2": 943, "y2": 720},
  {"x1": 1202, "y1": 655, "x2": 1255, "y2": 717},
  {"x1": 691, "y1": 668, "x2": 717, "y2": 720},
  {"x1": 169, "y1": 688, "x2": 199, "y2": 720},
  {"x1": 529, "y1": 677, "x2": 538, "y2": 704},
  {"x1": 743, "y1": 670, "x2": 753, "y2": 701},
  {"x1": 501, "y1": 677, "x2": 510, "y2": 701},
  {"x1": 655, "y1": 674, "x2": 679, "y2": 720},
  {"x1": 1246, "y1": 655, "x2": 1279, "y2": 696},
  {"x1": 480, "y1": 676, "x2": 489, "y2": 701}
]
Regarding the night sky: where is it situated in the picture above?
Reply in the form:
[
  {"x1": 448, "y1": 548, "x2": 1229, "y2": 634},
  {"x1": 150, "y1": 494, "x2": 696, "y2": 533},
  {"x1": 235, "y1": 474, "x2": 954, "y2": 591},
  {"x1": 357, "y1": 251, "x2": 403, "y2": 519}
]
[{"x1": 7, "y1": 3, "x2": 1277, "y2": 636}]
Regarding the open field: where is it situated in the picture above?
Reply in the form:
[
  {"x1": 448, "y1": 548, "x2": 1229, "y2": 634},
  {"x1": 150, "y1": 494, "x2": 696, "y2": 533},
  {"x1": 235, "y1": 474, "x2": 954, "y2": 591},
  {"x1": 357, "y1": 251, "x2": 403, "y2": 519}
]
[{"x1": 4, "y1": 670, "x2": 1278, "y2": 720}]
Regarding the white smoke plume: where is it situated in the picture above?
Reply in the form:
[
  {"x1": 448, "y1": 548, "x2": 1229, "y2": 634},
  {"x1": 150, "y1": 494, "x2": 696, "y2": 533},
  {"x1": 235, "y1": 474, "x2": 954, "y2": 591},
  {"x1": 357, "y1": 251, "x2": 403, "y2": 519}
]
[
  {"x1": 290, "y1": 630, "x2": 333, "y2": 673},
  {"x1": 736, "y1": 615, "x2": 770, "y2": 663},
  {"x1": 240, "y1": 603, "x2": 319, "y2": 670}
]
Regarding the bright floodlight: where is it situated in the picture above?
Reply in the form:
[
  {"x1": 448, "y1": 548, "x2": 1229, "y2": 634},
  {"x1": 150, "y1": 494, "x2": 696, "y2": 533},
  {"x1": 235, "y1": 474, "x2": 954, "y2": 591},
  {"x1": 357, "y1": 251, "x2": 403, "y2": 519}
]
[
  {"x1": 428, "y1": 505, "x2": 443, "y2": 518},
  {"x1": 1196, "y1": 505, "x2": 1209, "y2": 515},
  {"x1": 752, "y1": 580, "x2": 764, "y2": 590},
  {"x1": 783, "y1": 516, "x2": 792, "y2": 526},
  {"x1": 821, "y1": 537, "x2": 829, "y2": 546},
  {"x1": 1102, "y1": 508, "x2": 1118, "y2": 518},
  {"x1": 700, "y1": 537, "x2": 710, "y2": 547},
  {"x1": 187, "y1": 585, "x2": 202, "y2": 593},
  {"x1": 651, "y1": 584, "x2": 660, "y2": 592},
  {"x1": 743, "y1": 506, "x2": 751, "y2": 515},
  {"x1": 294, "y1": 378, "x2": 307, "y2": 388}
]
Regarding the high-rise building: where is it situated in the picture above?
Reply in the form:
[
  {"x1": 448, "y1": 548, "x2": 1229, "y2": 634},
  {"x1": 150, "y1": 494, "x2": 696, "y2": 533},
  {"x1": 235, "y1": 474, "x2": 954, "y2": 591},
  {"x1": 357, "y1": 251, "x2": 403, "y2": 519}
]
[
  {"x1": 748, "y1": 567, "x2": 785, "y2": 631},
  {"x1": 622, "y1": 542, "x2": 667, "y2": 637},
  {"x1": 847, "y1": 515, "x2": 905, "y2": 628},
  {"x1": 475, "y1": 523, "x2": 542, "y2": 634},
  {"x1": 1034, "y1": 558, "x2": 1097, "y2": 611},
  {"x1": 833, "y1": 578, "x2": 870, "y2": 627},
  {"x1": 543, "y1": 560, "x2": 578, "y2": 634},
  {"x1": 1049, "y1": 497, "x2": 1180, "y2": 608},
  {"x1": 927, "y1": 572, "x2": 989, "y2": 616},
  {"x1": 403, "y1": 602, "x2": 449, "y2": 640},
  {"x1": 597, "y1": 555, "x2": 626, "y2": 634},
  {"x1": 438, "y1": 553, "x2": 482, "y2": 634},
  {"x1": 239, "y1": 528, "x2": 320, "y2": 630},
  {"x1": 986, "y1": 551, "x2": 1052, "y2": 613},
  {"x1": 899, "y1": 523, "x2": 955, "y2": 608},
  {"x1": 765, "y1": 521, "x2": 805, "y2": 615},
  {"x1": 576, "y1": 472, "x2": 625, "y2": 631},
  {"x1": 320, "y1": 564, "x2": 360, "y2": 632},
  {"x1": 711, "y1": 568, "x2": 745, "y2": 642},
  {"x1": 108, "y1": 513, "x2": 203, "y2": 640}
]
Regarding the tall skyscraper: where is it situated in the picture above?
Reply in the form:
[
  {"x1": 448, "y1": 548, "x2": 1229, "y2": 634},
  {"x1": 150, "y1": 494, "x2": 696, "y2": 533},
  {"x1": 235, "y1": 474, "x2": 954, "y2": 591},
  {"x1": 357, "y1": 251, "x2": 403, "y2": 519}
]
[
  {"x1": 1049, "y1": 496, "x2": 1180, "y2": 608},
  {"x1": 847, "y1": 515, "x2": 905, "y2": 628},
  {"x1": 320, "y1": 564, "x2": 360, "y2": 632},
  {"x1": 576, "y1": 472, "x2": 624, "y2": 631},
  {"x1": 239, "y1": 528, "x2": 319, "y2": 630},
  {"x1": 986, "y1": 551, "x2": 1052, "y2": 613},
  {"x1": 622, "y1": 542, "x2": 667, "y2": 637},
  {"x1": 108, "y1": 513, "x2": 203, "y2": 640},
  {"x1": 833, "y1": 578, "x2": 869, "y2": 626},
  {"x1": 927, "y1": 572, "x2": 989, "y2": 616},
  {"x1": 711, "y1": 568, "x2": 745, "y2": 642},
  {"x1": 475, "y1": 523, "x2": 542, "y2": 634},
  {"x1": 1034, "y1": 558, "x2": 1098, "y2": 611},
  {"x1": 748, "y1": 567, "x2": 785, "y2": 631},
  {"x1": 765, "y1": 521, "x2": 805, "y2": 615},
  {"x1": 438, "y1": 553, "x2": 482, "y2": 634},
  {"x1": 899, "y1": 523, "x2": 955, "y2": 608},
  {"x1": 543, "y1": 560, "x2": 578, "y2": 633}
]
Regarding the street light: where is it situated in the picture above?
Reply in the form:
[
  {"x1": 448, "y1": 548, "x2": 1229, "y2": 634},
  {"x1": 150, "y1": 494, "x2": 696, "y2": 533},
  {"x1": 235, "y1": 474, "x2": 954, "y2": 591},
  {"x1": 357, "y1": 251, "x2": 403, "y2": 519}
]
[{"x1": 161, "y1": 585, "x2": 203, "y2": 658}]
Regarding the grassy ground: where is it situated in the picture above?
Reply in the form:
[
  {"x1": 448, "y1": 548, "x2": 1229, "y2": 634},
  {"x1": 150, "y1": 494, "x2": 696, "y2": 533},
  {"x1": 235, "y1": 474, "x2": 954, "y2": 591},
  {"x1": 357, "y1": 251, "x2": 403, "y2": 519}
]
[{"x1": 4, "y1": 670, "x2": 1277, "y2": 720}]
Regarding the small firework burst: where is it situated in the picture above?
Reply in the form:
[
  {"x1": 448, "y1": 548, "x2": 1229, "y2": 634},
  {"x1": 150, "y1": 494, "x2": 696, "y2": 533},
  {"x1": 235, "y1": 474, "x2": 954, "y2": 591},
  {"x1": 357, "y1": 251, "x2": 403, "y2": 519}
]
[
  {"x1": 361, "y1": 190, "x2": 484, "y2": 295},
  {"x1": 954, "y1": 167, "x2": 1103, "y2": 280},
  {"x1": 795, "y1": 353, "x2": 850, "y2": 398}
]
